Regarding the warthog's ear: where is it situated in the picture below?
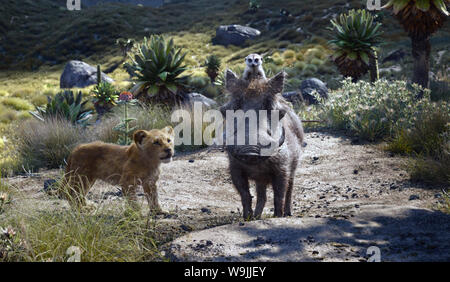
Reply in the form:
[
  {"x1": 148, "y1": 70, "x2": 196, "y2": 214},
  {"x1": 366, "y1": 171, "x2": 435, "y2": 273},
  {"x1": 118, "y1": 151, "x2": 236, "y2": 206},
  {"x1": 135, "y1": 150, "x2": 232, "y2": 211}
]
[
  {"x1": 267, "y1": 71, "x2": 287, "y2": 95},
  {"x1": 133, "y1": 130, "x2": 147, "y2": 147},
  {"x1": 163, "y1": 126, "x2": 174, "y2": 136},
  {"x1": 225, "y1": 69, "x2": 240, "y2": 92}
]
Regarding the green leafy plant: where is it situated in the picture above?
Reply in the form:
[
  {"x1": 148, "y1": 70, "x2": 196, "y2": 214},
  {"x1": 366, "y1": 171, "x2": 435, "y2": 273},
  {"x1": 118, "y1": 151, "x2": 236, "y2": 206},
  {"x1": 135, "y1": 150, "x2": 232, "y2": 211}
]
[
  {"x1": 125, "y1": 35, "x2": 189, "y2": 106},
  {"x1": 116, "y1": 38, "x2": 135, "y2": 57},
  {"x1": 30, "y1": 90, "x2": 92, "y2": 127},
  {"x1": 382, "y1": 0, "x2": 449, "y2": 91},
  {"x1": 113, "y1": 92, "x2": 137, "y2": 146},
  {"x1": 388, "y1": 105, "x2": 449, "y2": 185},
  {"x1": 314, "y1": 78, "x2": 433, "y2": 141},
  {"x1": 91, "y1": 82, "x2": 118, "y2": 115},
  {"x1": 205, "y1": 55, "x2": 222, "y2": 83},
  {"x1": 329, "y1": 9, "x2": 383, "y2": 82},
  {"x1": 249, "y1": 0, "x2": 260, "y2": 12}
]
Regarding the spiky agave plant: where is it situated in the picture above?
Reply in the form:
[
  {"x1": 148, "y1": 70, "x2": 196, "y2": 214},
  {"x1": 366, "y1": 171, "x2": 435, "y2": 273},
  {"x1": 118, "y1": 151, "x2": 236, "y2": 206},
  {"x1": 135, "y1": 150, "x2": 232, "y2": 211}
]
[
  {"x1": 329, "y1": 9, "x2": 383, "y2": 82},
  {"x1": 205, "y1": 55, "x2": 222, "y2": 83},
  {"x1": 30, "y1": 90, "x2": 92, "y2": 127},
  {"x1": 382, "y1": 0, "x2": 449, "y2": 92},
  {"x1": 125, "y1": 35, "x2": 189, "y2": 106}
]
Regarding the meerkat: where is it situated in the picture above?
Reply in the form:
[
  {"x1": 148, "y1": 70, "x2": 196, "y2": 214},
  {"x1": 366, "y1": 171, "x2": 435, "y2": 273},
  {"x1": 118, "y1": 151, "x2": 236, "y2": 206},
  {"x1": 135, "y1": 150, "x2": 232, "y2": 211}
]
[{"x1": 243, "y1": 54, "x2": 266, "y2": 81}]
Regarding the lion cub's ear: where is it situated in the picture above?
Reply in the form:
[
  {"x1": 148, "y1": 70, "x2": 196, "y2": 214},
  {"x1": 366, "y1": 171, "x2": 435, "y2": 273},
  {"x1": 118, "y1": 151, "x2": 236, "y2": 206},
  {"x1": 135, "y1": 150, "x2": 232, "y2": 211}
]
[
  {"x1": 133, "y1": 130, "x2": 147, "y2": 146},
  {"x1": 163, "y1": 126, "x2": 174, "y2": 136}
]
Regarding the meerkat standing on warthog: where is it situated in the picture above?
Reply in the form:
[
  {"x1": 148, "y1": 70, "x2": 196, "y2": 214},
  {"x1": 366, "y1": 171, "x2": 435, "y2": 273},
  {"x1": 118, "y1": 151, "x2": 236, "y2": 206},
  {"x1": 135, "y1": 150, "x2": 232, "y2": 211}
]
[
  {"x1": 243, "y1": 53, "x2": 266, "y2": 81},
  {"x1": 220, "y1": 69, "x2": 304, "y2": 219}
]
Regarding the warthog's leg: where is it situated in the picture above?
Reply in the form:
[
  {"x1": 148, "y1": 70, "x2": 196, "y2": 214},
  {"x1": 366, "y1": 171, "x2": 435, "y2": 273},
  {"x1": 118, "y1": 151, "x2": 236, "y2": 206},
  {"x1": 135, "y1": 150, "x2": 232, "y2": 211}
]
[
  {"x1": 230, "y1": 167, "x2": 253, "y2": 219},
  {"x1": 272, "y1": 175, "x2": 288, "y2": 217},
  {"x1": 254, "y1": 182, "x2": 267, "y2": 219},
  {"x1": 284, "y1": 175, "x2": 295, "y2": 216}
]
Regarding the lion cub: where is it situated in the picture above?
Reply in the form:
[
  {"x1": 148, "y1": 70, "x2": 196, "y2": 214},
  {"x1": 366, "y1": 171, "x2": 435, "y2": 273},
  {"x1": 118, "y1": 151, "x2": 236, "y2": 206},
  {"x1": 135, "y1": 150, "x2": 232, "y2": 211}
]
[{"x1": 64, "y1": 126, "x2": 175, "y2": 212}]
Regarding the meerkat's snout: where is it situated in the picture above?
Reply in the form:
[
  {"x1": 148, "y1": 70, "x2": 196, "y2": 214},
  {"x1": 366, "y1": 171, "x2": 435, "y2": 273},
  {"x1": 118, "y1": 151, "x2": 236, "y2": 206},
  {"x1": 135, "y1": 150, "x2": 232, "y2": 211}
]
[{"x1": 246, "y1": 57, "x2": 261, "y2": 68}]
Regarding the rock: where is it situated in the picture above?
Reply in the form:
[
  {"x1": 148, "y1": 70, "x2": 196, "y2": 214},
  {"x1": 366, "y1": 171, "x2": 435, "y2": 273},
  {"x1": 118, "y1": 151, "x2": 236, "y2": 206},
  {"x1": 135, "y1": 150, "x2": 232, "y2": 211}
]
[
  {"x1": 180, "y1": 224, "x2": 193, "y2": 232},
  {"x1": 300, "y1": 78, "x2": 328, "y2": 104},
  {"x1": 201, "y1": 207, "x2": 212, "y2": 214},
  {"x1": 409, "y1": 195, "x2": 420, "y2": 201},
  {"x1": 184, "y1": 93, "x2": 217, "y2": 108},
  {"x1": 212, "y1": 25, "x2": 261, "y2": 46},
  {"x1": 167, "y1": 205, "x2": 450, "y2": 262},
  {"x1": 43, "y1": 179, "x2": 57, "y2": 193},
  {"x1": 60, "y1": 60, "x2": 114, "y2": 89},
  {"x1": 382, "y1": 48, "x2": 406, "y2": 64},
  {"x1": 282, "y1": 91, "x2": 304, "y2": 105}
]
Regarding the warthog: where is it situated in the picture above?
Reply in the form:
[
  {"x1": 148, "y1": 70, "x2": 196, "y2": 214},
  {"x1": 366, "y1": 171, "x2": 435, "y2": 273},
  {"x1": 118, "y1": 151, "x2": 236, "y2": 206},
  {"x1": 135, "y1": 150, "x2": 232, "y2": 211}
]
[{"x1": 220, "y1": 70, "x2": 304, "y2": 219}]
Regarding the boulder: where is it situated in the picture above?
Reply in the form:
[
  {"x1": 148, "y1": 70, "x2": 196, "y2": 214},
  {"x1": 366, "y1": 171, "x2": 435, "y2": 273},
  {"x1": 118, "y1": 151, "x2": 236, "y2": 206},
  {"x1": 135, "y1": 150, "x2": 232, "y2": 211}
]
[
  {"x1": 60, "y1": 60, "x2": 114, "y2": 89},
  {"x1": 184, "y1": 93, "x2": 217, "y2": 108},
  {"x1": 300, "y1": 78, "x2": 328, "y2": 105},
  {"x1": 382, "y1": 48, "x2": 406, "y2": 64},
  {"x1": 282, "y1": 91, "x2": 304, "y2": 105},
  {"x1": 212, "y1": 25, "x2": 261, "y2": 46}
]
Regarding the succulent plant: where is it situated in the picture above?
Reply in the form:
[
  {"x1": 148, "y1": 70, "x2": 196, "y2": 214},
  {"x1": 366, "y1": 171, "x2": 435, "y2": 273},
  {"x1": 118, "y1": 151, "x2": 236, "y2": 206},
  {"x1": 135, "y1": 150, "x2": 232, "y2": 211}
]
[
  {"x1": 30, "y1": 90, "x2": 92, "y2": 127},
  {"x1": 329, "y1": 9, "x2": 383, "y2": 82},
  {"x1": 125, "y1": 35, "x2": 189, "y2": 106},
  {"x1": 249, "y1": 0, "x2": 260, "y2": 12},
  {"x1": 116, "y1": 38, "x2": 135, "y2": 57},
  {"x1": 205, "y1": 55, "x2": 222, "y2": 83},
  {"x1": 91, "y1": 82, "x2": 118, "y2": 107}
]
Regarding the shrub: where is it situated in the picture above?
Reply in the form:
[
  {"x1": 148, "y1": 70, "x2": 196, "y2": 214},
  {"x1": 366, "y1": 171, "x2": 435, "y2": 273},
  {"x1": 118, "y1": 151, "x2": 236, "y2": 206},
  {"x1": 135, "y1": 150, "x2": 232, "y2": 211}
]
[
  {"x1": 125, "y1": 35, "x2": 189, "y2": 105},
  {"x1": 1, "y1": 97, "x2": 33, "y2": 111},
  {"x1": 2, "y1": 204, "x2": 160, "y2": 261},
  {"x1": 91, "y1": 82, "x2": 118, "y2": 112},
  {"x1": 30, "y1": 95, "x2": 49, "y2": 106},
  {"x1": 294, "y1": 61, "x2": 307, "y2": 71},
  {"x1": 387, "y1": 105, "x2": 449, "y2": 185},
  {"x1": 30, "y1": 90, "x2": 93, "y2": 127},
  {"x1": 188, "y1": 76, "x2": 209, "y2": 90},
  {"x1": 282, "y1": 50, "x2": 296, "y2": 60},
  {"x1": 13, "y1": 118, "x2": 91, "y2": 171},
  {"x1": 203, "y1": 84, "x2": 221, "y2": 98},
  {"x1": 0, "y1": 105, "x2": 17, "y2": 123},
  {"x1": 315, "y1": 78, "x2": 431, "y2": 141},
  {"x1": 249, "y1": 0, "x2": 260, "y2": 12}
]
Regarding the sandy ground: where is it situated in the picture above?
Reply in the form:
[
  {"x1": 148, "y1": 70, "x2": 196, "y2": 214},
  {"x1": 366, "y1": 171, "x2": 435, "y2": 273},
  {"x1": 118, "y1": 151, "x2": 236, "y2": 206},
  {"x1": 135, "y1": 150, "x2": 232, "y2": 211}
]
[{"x1": 5, "y1": 130, "x2": 449, "y2": 261}]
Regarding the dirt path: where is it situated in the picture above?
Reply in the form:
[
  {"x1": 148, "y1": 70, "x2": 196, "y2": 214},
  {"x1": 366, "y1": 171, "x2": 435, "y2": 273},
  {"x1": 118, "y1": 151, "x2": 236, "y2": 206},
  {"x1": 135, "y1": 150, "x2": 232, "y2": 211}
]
[{"x1": 5, "y1": 131, "x2": 449, "y2": 261}]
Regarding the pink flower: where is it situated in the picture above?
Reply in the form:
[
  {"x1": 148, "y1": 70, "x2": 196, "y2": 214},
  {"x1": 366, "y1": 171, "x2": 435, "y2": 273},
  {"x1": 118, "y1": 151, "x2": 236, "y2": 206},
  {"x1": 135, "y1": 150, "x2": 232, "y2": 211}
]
[{"x1": 119, "y1": 91, "x2": 133, "y2": 101}]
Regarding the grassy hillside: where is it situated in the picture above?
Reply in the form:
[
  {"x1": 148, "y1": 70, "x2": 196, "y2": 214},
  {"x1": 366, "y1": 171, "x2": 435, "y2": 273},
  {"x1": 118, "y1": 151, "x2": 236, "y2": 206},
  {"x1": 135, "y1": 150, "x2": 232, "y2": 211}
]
[
  {"x1": 2, "y1": 0, "x2": 448, "y2": 70},
  {"x1": 0, "y1": 0, "x2": 448, "y2": 131}
]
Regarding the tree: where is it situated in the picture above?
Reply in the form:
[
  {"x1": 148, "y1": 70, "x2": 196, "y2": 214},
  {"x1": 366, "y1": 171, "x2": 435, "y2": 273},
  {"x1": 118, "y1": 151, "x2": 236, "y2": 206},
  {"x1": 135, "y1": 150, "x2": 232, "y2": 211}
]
[{"x1": 382, "y1": 0, "x2": 449, "y2": 92}]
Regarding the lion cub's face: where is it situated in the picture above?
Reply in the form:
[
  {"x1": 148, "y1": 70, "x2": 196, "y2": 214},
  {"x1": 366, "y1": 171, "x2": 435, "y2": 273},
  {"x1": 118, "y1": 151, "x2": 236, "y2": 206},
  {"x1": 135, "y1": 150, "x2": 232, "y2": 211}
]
[{"x1": 133, "y1": 126, "x2": 175, "y2": 163}]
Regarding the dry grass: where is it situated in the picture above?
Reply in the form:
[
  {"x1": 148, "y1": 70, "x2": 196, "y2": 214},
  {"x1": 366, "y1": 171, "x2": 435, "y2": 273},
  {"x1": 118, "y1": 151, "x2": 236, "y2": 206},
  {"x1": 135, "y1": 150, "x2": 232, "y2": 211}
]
[{"x1": 0, "y1": 180, "x2": 162, "y2": 262}]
